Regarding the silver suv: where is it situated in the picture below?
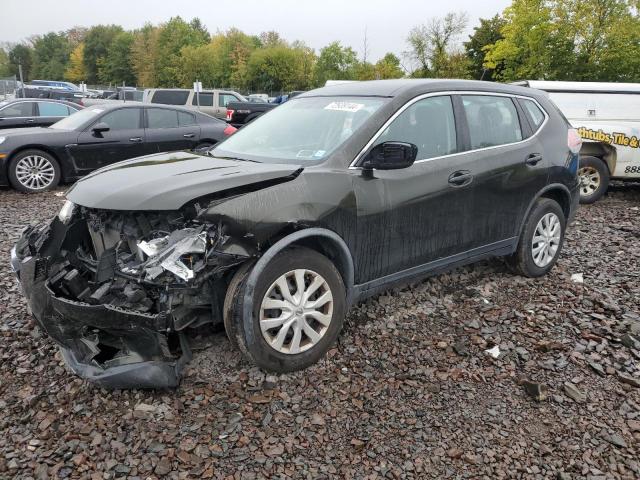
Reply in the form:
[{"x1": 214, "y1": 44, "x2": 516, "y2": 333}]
[{"x1": 144, "y1": 88, "x2": 245, "y2": 119}]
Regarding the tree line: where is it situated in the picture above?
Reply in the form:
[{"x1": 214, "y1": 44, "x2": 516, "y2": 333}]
[{"x1": 0, "y1": 0, "x2": 638, "y2": 93}]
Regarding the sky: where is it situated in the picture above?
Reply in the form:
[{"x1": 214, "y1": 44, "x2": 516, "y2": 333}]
[{"x1": 1, "y1": 0, "x2": 510, "y2": 62}]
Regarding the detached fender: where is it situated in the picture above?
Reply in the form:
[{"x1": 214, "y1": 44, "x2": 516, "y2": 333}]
[{"x1": 240, "y1": 228, "x2": 355, "y2": 347}]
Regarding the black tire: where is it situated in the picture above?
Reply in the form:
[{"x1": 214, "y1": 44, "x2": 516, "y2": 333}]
[
  {"x1": 193, "y1": 142, "x2": 213, "y2": 153},
  {"x1": 8, "y1": 149, "x2": 61, "y2": 193},
  {"x1": 578, "y1": 156, "x2": 609, "y2": 204},
  {"x1": 223, "y1": 261, "x2": 255, "y2": 350},
  {"x1": 508, "y1": 197, "x2": 566, "y2": 278},
  {"x1": 227, "y1": 247, "x2": 346, "y2": 372}
]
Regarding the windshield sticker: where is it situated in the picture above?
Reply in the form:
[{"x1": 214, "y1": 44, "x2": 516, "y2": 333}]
[
  {"x1": 324, "y1": 102, "x2": 365, "y2": 113},
  {"x1": 296, "y1": 150, "x2": 316, "y2": 158},
  {"x1": 313, "y1": 150, "x2": 326, "y2": 157},
  {"x1": 91, "y1": 108, "x2": 105, "y2": 113}
]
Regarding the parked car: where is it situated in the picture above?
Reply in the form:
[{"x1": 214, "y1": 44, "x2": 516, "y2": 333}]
[
  {"x1": 0, "y1": 103, "x2": 236, "y2": 192},
  {"x1": 517, "y1": 80, "x2": 640, "y2": 203},
  {"x1": 0, "y1": 99, "x2": 82, "y2": 129},
  {"x1": 82, "y1": 88, "x2": 144, "y2": 107},
  {"x1": 10, "y1": 79, "x2": 580, "y2": 388},
  {"x1": 144, "y1": 88, "x2": 246, "y2": 120},
  {"x1": 29, "y1": 80, "x2": 81, "y2": 92},
  {"x1": 225, "y1": 100, "x2": 277, "y2": 127},
  {"x1": 17, "y1": 87, "x2": 86, "y2": 106}
]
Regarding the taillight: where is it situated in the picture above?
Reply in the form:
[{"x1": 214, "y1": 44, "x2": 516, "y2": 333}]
[
  {"x1": 568, "y1": 128, "x2": 582, "y2": 154},
  {"x1": 226, "y1": 109, "x2": 234, "y2": 121},
  {"x1": 223, "y1": 125, "x2": 237, "y2": 136}
]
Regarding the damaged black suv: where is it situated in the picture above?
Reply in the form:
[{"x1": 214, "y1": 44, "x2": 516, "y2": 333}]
[{"x1": 11, "y1": 80, "x2": 581, "y2": 388}]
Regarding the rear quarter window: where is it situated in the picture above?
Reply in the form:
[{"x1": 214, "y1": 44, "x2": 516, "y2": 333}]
[
  {"x1": 150, "y1": 90, "x2": 190, "y2": 106},
  {"x1": 521, "y1": 99, "x2": 546, "y2": 130}
]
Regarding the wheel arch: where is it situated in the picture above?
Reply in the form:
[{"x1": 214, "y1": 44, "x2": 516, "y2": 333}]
[
  {"x1": 518, "y1": 184, "x2": 572, "y2": 239},
  {"x1": 580, "y1": 142, "x2": 616, "y2": 176},
  {"x1": 6, "y1": 145, "x2": 64, "y2": 182},
  {"x1": 241, "y1": 228, "x2": 355, "y2": 346}
]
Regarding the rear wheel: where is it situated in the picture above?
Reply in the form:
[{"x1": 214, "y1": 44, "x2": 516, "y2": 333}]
[
  {"x1": 508, "y1": 198, "x2": 566, "y2": 277},
  {"x1": 578, "y1": 156, "x2": 609, "y2": 204},
  {"x1": 8, "y1": 149, "x2": 61, "y2": 193},
  {"x1": 226, "y1": 247, "x2": 346, "y2": 372}
]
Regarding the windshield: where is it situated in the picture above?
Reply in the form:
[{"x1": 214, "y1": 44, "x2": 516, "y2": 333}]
[
  {"x1": 212, "y1": 96, "x2": 387, "y2": 163},
  {"x1": 50, "y1": 107, "x2": 105, "y2": 130}
]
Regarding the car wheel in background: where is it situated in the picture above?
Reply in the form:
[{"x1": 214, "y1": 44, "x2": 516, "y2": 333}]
[
  {"x1": 578, "y1": 156, "x2": 609, "y2": 204},
  {"x1": 508, "y1": 197, "x2": 566, "y2": 278},
  {"x1": 8, "y1": 149, "x2": 61, "y2": 193},
  {"x1": 226, "y1": 247, "x2": 346, "y2": 372}
]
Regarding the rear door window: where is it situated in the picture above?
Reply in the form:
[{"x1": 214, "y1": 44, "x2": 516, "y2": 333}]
[
  {"x1": 178, "y1": 111, "x2": 196, "y2": 126},
  {"x1": 462, "y1": 95, "x2": 523, "y2": 149},
  {"x1": 96, "y1": 108, "x2": 142, "y2": 130},
  {"x1": 37, "y1": 102, "x2": 70, "y2": 117},
  {"x1": 147, "y1": 108, "x2": 179, "y2": 129},
  {"x1": 373, "y1": 95, "x2": 458, "y2": 160},
  {"x1": 150, "y1": 90, "x2": 189, "y2": 105},
  {"x1": 192, "y1": 93, "x2": 214, "y2": 106},
  {"x1": 0, "y1": 102, "x2": 34, "y2": 117}
]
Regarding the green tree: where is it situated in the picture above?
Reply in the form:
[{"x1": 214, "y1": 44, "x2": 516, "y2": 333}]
[
  {"x1": 204, "y1": 29, "x2": 260, "y2": 90},
  {"x1": 406, "y1": 12, "x2": 469, "y2": 78},
  {"x1": 31, "y1": 32, "x2": 71, "y2": 80},
  {"x1": 98, "y1": 31, "x2": 136, "y2": 85},
  {"x1": 375, "y1": 53, "x2": 405, "y2": 79},
  {"x1": 315, "y1": 41, "x2": 358, "y2": 85},
  {"x1": 247, "y1": 46, "x2": 306, "y2": 92},
  {"x1": 83, "y1": 25, "x2": 124, "y2": 83},
  {"x1": 131, "y1": 24, "x2": 160, "y2": 87},
  {"x1": 464, "y1": 15, "x2": 506, "y2": 80},
  {"x1": 8, "y1": 44, "x2": 33, "y2": 81},
  {"x1": 0, "y1": 48, "x2": 10, "y2": 77},
  {"x1": 155, "y1": 17, "x2": 209, "y2": 87},
  {"x1": 64, "y1": 43, "x2": 87, "y2": 82}
]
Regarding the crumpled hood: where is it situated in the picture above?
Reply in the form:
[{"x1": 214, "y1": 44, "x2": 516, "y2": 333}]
[{"x1": 66, "y1": 150, "x2": 303, "y2": 210}]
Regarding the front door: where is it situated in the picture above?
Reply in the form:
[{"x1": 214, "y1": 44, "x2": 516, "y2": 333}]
[
  {"x1": 353, "y1": 95, "x2": 475, "y2": 283},
  {"x1": 143, "y1": 107, "x2": 201, "y2": 153},
  {"x1": 0, "y1": 101, "x2": 36, "y2": 128},
  {"x1": 68, "y1": 107, "x2": 146, "y2": 172}
]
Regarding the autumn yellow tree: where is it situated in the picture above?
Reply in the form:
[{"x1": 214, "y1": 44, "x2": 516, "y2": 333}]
[{"x1": 64, "y1": 43, "x2": 87, "y2": 83}]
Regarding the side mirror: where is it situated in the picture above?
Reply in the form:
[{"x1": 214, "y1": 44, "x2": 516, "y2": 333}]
[
  {"x1": 361, "y1": 141, "x2": 418, "y2": 170},
  {"x1": 92, "y1": 122, "x2": 110, "y2": 136}
]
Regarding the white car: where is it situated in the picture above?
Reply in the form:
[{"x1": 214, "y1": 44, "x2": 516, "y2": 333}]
[{"x1": 518, "y1": 81, "x2": 640, "y2": 203}]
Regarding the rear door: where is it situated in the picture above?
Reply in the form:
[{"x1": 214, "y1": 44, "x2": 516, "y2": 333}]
[
  {"x1": 144, "y1": 107, "x2": 200, "y2": 153},
  {"x1": 35, "y1": 101, "x2": 77, "y2": 127},
  {"x1": 69, "y1": 107, "x2": 146, "y2": 172},
  {"x1": 457, "y1": 93, "x2": 548, "y2": 248},
  {"x1": 0, "y1": 101, "x2": 36, "y2": 128},
  {"x1": 191, "y1": 91, "x2": 216, "y2": 117}
]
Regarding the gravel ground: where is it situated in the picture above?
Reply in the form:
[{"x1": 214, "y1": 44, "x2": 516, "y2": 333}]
[{"x1": 1, "y1": 185, "x2": 639, "y2": 480}]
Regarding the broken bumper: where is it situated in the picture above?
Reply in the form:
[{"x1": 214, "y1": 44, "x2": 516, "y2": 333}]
[{"x1": 13, "y1": 247, "x2": 191, "y2": 389}]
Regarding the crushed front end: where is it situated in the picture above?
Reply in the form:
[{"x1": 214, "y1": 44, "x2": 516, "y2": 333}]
[{"x1": 11, "y1": 201, "x2": 251, "y2": 388}]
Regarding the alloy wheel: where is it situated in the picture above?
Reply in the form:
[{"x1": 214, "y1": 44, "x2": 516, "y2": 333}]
[
  {"x1": 531, "y1": 212, "x2": 561, "y2": 268},
  {"x1": 15, "y1": 155, "x2": 55, "y2": 190},
  {"x1": 578, "y1": 166, "x2": 600, "y2": 197},
  {"x1": 259, "y1": 269, "x2": 333, "y2": 354}
]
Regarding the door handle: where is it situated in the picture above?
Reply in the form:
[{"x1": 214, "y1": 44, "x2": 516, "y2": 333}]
[
  {"x1": 183, "y1": 133, "x2": 195, "y2": 138},
  {"x1": 448, "y1": 170, "x2": 473, "y2": 187},
  {"x1": 129, "y1": 137, "x2": 143, "y2": 143},
  {"x1": 525, "y1": 153, "x2": 543, "y2": 166},
  {"x1": 26, "y1": 119, "x2": 35, "y2": 123}
]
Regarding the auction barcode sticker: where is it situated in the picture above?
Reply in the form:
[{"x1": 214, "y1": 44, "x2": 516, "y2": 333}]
[{"x1": 324, "y1": 102, "x2": 364, "y2": 112}]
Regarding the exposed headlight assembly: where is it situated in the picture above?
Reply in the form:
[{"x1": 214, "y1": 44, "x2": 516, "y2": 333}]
[{"x1": 58, "y1": 200, "x2": 76, "y2": 224}]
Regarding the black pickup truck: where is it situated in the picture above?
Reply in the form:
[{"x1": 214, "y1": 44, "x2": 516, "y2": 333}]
[{"x1": 225, "y1": 101, "x2": 276, "y2": 127}]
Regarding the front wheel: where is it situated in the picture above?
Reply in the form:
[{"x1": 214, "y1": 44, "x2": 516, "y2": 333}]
[
  {"x1": 226, "y1": 247, "x2": 346, "y2": 372},
  {"x1": 508, "y1": 198, "x2": 566, "y2": 277},
  {"x1": 578, "y1": 156, "x2": 609, "y2": 204},
  {"x1": 8, "y1": 149, "x2": 61, "y2": 193}
]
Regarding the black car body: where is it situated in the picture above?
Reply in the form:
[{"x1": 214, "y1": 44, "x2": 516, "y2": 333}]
[
  {"x1": 12, "y1": 80, "x2": 581, "y2": 388},
  {"x1": 225, "y1": 100, "x2": 276, "y2": 127},
  {"x1": 17, "y1": 87, "x2": 86, "y2": 106},
  {"x1": 0, "y1": 99, "x2": 82, "y2": 129},
  {"x1": 0, "y1": 103, "x2": 235, "y2": 192}
]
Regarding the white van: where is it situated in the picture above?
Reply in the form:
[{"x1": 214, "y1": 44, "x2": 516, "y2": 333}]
[{"x1": 517, "y1": 81, "x2": 640, "y2": 203}]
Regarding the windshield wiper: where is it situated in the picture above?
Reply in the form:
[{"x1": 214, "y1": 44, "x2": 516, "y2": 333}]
[{"x1": 208, "y1": 154, "x2": 260, "y2": 163}]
